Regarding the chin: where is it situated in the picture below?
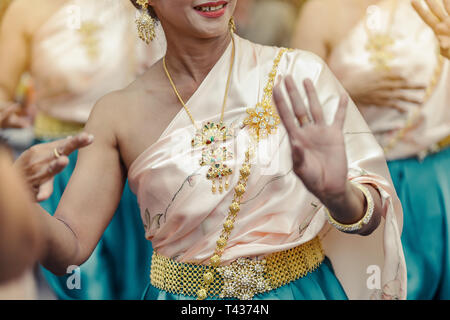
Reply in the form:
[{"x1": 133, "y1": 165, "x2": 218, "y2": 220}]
[{"x1": 193, "y1": 22, "x2": 230, "y2": 39}]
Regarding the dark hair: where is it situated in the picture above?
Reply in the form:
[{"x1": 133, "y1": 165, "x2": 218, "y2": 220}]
[{"x1": 130, "y1": 0, "x2": 158, "y2": 19}]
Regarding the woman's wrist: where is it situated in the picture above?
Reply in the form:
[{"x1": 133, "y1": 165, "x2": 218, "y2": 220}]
[{"x1": 322, "y1": 181, "x2": 367, "y2": 225}]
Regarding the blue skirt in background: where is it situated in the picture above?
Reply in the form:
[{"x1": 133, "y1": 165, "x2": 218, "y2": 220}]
[
  {"x1": 388, "y1": 147, "x2": 450, "y2": 300},
  {"x1": 38, "y1": 144, "x2": 153, "y2": 300},
  {"x1": 142, "y1": 257, "x2": 348, "y2": 300}
]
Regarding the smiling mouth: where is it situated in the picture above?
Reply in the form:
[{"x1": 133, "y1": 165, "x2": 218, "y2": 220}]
[{"x1": 194, "y1": 3, "x2": 227, "y2": 13}]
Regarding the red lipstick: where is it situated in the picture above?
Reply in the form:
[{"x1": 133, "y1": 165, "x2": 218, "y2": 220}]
[{"x1": 194, "y1": 1, "x2": 228, "y2": 18}]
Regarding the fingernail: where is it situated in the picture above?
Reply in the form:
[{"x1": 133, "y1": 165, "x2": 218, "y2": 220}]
[{"x1": 88, "y1": 134, "x2": 94, "y2": 142}]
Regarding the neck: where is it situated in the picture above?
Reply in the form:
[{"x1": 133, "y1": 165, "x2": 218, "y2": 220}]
[{"x1": 163, "y1": 29, "x2": 232, "y2": 84}]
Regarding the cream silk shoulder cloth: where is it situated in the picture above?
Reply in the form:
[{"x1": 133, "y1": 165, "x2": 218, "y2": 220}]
[
  {"x1": 128, "y1": 34, "x2": 407, "y2": 300},
  {"x1": 328, "y1": 0, "x2": 450, "y2": 160}
]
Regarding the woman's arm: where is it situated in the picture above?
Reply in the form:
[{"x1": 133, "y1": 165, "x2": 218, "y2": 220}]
[
  {"x1": 0, "y1": 143, "x2": 43, "y2": 283},
  {"x1": 35, "y1": 93, "x2": 128, "y2": 275},
  {"x1": 0, "y1": 133, "x2": 93, "y2": 283},
  {"x1": 290, "y1": 0, "x2": 330, "y2": 59},
  {"x1": 0, "y1": 0, "x2": 32, "y2": 128}
]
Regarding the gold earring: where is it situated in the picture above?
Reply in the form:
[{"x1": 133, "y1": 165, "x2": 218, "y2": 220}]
[
  {"x1": 136, "y1": 0, "x2": 156, "y2": 44},
  {"x1": 229, "y1": 16, "x2": 236, "y2": 33}
]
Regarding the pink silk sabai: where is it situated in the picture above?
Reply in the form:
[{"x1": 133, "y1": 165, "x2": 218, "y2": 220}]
[{"x1": 128, "y1": 35, "x2": 407, "y2": 300}]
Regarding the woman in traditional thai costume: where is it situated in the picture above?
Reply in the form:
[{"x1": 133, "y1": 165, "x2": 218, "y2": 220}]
[
  {"x1": 18, "y1": 0, "x2": 406, "y2": 300},
  {"x1": 0, "y1": 0, "x2": 165, "y2": 299},
  {"x1": 292, "y1": 0, "x2": 450, "y2": 299}
]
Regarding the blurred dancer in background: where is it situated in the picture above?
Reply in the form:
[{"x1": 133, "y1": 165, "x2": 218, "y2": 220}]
[
  {"x1": 0, "y1": 0, "x2": 165, "y2": 299},
  {"x1": 292, "y1": 0, "x2": 450, "y2": 299},
  {"x1": 234, "y1": 0, "x2": 305, "y2": 47}
]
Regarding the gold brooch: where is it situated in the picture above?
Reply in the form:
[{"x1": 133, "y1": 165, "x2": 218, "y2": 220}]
[
  {"x1": 243, "y1": 48, "x2": 288, "y2": 141},
  {"x1": 217, "y1": 258, "x2": 271, "y2": 300},
  {"x1": 244, "y1": 100, "x2": 280, "y2": 140}
]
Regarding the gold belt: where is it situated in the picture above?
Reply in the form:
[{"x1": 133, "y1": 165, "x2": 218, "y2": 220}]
[
  {"x1": 150, "y1": 236, "x2": 324, "y2": 300},
  {"x1": 437, "y1": 135, "x2": 450, "y2": 150},
  {"x1": 418, "y1": 134, "x2": 450, "y2": 161},
  {"x1": 34, "y1": 112, "x2": 84, "y2": 140}
]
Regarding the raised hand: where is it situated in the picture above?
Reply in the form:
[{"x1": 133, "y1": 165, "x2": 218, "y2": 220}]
[
  {"x1": 14, "y1": 132, "x2": 94, "y2": 202},
  {"x1": 0, "y1": 103, "x2": 32, "y2": 128},
  {"x1": 273, "y1": 76, "x2": 349, "y2": 204},
  {"x1": 339, "y1": 73, "x2": 426, "y2": 113},
  {"x1": 412, "y1": 0, "x2": 450, "y2": 59}
]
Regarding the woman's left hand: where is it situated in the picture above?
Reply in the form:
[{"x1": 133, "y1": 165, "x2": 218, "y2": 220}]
[
  {"x1": 273, "y1": 76, "x2": 349, "y2": 205},
  {"x1": 14, "y1": 133, "x2": 94, "y2": 202},
  {"x1": 412, "y1": 0, "x2": 450, "y2": 59},
  {"x1": 0, "y1": 103, "x2": 32, "y2": 129}
]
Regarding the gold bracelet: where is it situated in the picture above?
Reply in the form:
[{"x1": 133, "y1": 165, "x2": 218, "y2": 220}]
[{"x1": 325, "y1": 182, "x2": 375, "y2": 233}]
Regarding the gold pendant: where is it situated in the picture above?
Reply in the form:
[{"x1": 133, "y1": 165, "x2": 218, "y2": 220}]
[
  {"x1": 365, "y1": 33, "x2": 395, "y2": 71},
  {"x1": 192, "y1": 122, "x2": 234, "y2": 194}
]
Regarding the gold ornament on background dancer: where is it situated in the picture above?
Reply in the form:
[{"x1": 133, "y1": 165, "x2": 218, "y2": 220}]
[
  {"x1": 78, "y1": 21, "x2": 101, "y2": 61},
  {"x1": 136, "y1": 0, "x2": 156, "y2": 44},
  {"x1": 364, "y1": 1, "x2": 399, "y2": 71},
  {"x1": 163, "y1": 26, "x2": 236, "y2": 195}
]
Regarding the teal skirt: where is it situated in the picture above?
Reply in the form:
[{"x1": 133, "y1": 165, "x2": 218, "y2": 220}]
[
  {"x1": 38, "y1": 142, "x2": 153, "y2": 299},
  {"x1": 141, "y1": 257, "x2": 348, "y2": 300},
  {"x1": 388, "y1": 147, "x2": 450, "y2": 300}
]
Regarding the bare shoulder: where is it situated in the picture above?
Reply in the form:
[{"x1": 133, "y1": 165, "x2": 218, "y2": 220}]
[
  {"x1": 301, "y1": 0, "x2": 332, "y2": 15},
  {"x1": 92, "y1": 62, "x2": 162, "y2": 116},
  {"x1": 293, "y1": 0, "x2": 334, "y2": 50},
  {"x1": 2, "y1": 0, "x2": 67, "y2": 37},
  {"x1": 86, "y1": 62, "x2": 164, "y2": 139},
  {"x1": 87, "y1": 87, "x2": 137, "y2": 130}
]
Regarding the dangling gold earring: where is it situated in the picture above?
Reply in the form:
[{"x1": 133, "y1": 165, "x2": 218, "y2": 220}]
[
  {"x1": 136, "y1": 0, "x2": 156, "y2": 44},
  {"x1": 229, "y1": 16, "x2": 236, "y2": 33}
]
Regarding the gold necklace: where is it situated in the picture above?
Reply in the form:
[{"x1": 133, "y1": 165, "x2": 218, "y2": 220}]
[
  {"x1": 163, "y1": 33, "x2": 236, "y2": 194},
  {"x1": 196, "y1": 48, "x2": 289, "y2": 301},
  {"x1": 364, "y1": 0, "x2": 398, "y2": 71}
]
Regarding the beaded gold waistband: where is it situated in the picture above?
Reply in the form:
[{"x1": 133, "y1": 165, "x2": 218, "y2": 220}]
[
  {"x1": 437, "y1": 135, "x2": 450, "y2": 150},
  {"x1": 418, "y1": 134, "x2": 450, "y2": 160},
  {"x1": 34, "y1": 112, "x2": 84, "y2": 140},
  {"x1": 150, "y1": 236, "x2": 325, "y2": 300}
]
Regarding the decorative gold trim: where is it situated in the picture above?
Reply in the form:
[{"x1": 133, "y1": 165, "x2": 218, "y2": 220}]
[
  {"x1": 383, "y1": 47, "x2": 445, "y2": 155},
  {"x1": 150, "y1": 236, "x2": 324, "y2": 299},
  {"x1": 437, "y1": 135, "x2": 450, "y2": 150},
  {"x1": 34, "y1": 112, "x2": 84, "y2": 140},
  {"x1": 244, "y1": 48, "x2": 291, "y2": 141},
  {"x1": 192, "y1": 49, "x2": 289, "y2": 299}
]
